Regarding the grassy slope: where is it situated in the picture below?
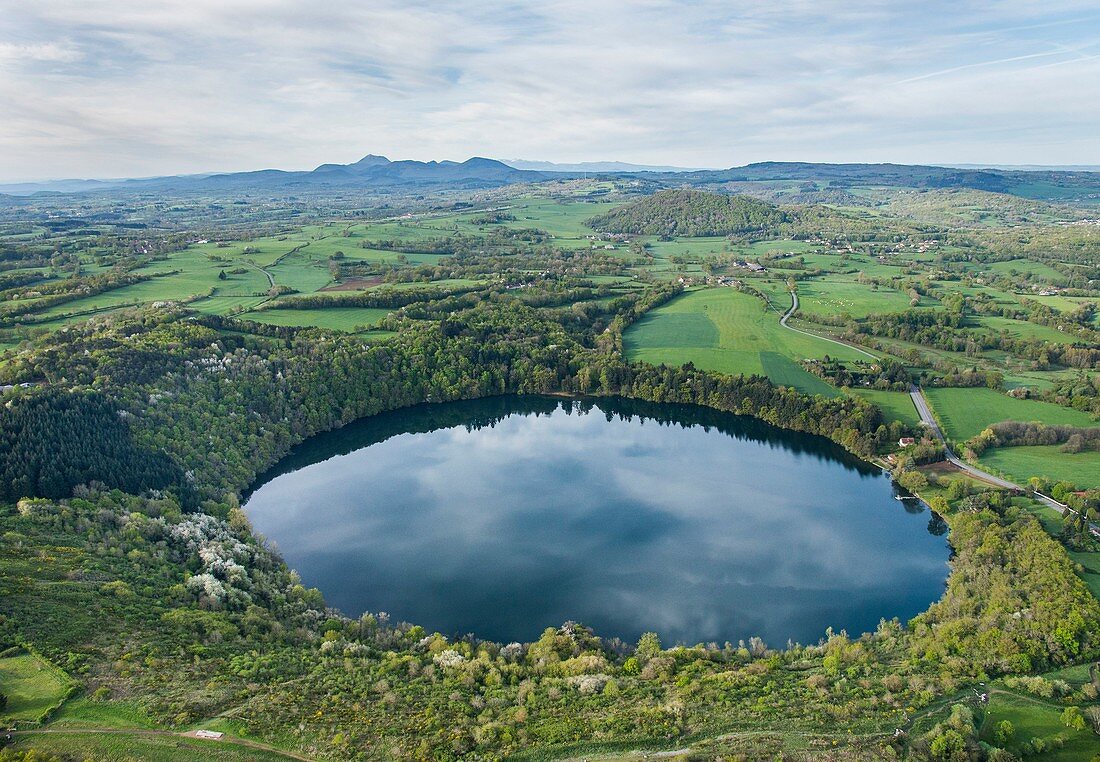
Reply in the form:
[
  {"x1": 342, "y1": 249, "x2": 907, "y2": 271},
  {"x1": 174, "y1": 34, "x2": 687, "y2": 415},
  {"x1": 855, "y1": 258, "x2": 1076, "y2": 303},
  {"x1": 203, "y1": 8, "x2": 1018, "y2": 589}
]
[
  {"x1": 624, "y1": 288, "x2": 866, "y2": 396},
  {"x1": 974, "y1": 316, "x2": 1082, "y2": 344},
  {"x1": 48, "y1": 697, "x2": 157, "y2": 729},
  {"x1": 978, "y1": 690, "x2": 1100, "y2": 761},
  {"x1": 987, "y1": 259, "x2": 1066, "y2": 281},
  {"x1": 796, "y1": 277, "x2": 915, "y2": 318},
  {"x1": 6, "y1": 731, "x2": 301, "y2": 761},
  {"x1": 1029, "y1": 294, "x2": 1100, "y2": 322}
]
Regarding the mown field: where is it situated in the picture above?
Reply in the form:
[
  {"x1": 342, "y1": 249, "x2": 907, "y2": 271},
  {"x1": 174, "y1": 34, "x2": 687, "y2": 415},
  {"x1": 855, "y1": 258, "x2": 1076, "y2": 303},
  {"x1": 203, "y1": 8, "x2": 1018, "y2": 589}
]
[
  {"x1": 242, "y1": 307, "x2": 391, "y2": 332},
  {"x1": 623, "y1": 287, "x2": 867, "y2": 396},
  {"x1": 794, "y1": 277, "x2": 917, "y2": 317},
  {"x1": 852, "y1": 389, "x2": 922, "y2": 427},
  {"x1": 923, "y1": 387, "x2": 1098, "y2": 441},
  {"x1": 981, "y1": 446, "x2": 1100, "y2": 490},
  {"x1": 0, "y1": 650, "x2": 73, "y2": 724}
]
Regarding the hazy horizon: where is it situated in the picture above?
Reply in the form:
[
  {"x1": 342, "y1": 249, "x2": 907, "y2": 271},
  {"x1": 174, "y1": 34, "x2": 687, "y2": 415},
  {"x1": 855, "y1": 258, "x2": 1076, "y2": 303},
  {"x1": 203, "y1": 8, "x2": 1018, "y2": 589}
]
[
  {"x1": 9, "y1": 157, "x2": 1100, "y2": 188},
  {"x1": 3, "y1": 1, "x2": 1100, "y2": 182}
]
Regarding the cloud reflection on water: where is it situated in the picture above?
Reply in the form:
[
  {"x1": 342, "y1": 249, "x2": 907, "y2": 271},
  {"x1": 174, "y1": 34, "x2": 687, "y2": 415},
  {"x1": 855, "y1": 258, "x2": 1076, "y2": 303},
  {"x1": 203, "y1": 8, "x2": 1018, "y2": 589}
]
[{"x1": 245, "y1": 398, "x2": 949, "y2": 645}]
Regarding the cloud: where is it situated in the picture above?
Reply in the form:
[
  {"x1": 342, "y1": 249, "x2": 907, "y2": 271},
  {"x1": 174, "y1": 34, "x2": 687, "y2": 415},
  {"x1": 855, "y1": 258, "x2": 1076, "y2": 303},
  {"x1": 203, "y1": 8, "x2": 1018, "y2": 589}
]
[
  {"x1": 242, "y1": 400, "x2": 949, "y2": 642},
  {"x1": 0, "y1": 41, "x2": 82, "y2": 65},
  {"x1": 1, "y1": 0, "x2": 1099, "y2": 180}
]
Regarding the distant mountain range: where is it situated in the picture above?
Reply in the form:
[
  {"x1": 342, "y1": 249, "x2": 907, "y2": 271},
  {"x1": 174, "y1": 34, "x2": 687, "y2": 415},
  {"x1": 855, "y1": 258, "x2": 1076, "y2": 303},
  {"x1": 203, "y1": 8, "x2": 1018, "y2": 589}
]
[
  {"x1": 2, "y1": 156, "x2": 1099, "y2": 201},
  {"x1": 0, "y1": 155, "x2": 540, "y2": 196},
  {"x1": 502, "y1": 159, "x2": 705, "y2": 173}
]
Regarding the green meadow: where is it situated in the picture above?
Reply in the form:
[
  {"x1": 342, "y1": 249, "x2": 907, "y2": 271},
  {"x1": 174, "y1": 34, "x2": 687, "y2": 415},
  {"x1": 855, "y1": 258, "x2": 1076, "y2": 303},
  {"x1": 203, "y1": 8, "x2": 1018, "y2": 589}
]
[
  {"x1": 978, "y1": 689, "x2": 1100, "y2": 761},
  {"x1": 851, "y1": 389, "x2": 922, "y2": 427},
  {"x1": 795, "y1": 277, "x2": 917, "y2": 317},
  {"x1": 981, "y1": 446, "x2": 1100, "y2": 489},
  {"x1": 243, "y1": 307, "x2": 391, "y2": 332},
  {"x1": 922, "y1": 387, "x2": 1097, "y2": 442},
  {"x1": 987, "y1": 258, "x2": 1067, "y2": 282},
  {"x1": 0, "y1": 650, "x2": 73, "y2": 723},
  {"x1": 47, "y1": 697, "x2": 156, "y2": 729},
  {"x1": 974, "y1": 315, "x2": 1081, "y2": 344},
  {"x1": 1028, "y1": 294, "x2": 1100, "y2": 322},
  {"x1": 623, "y1": 287, "x2": 867, "y2": 396}
]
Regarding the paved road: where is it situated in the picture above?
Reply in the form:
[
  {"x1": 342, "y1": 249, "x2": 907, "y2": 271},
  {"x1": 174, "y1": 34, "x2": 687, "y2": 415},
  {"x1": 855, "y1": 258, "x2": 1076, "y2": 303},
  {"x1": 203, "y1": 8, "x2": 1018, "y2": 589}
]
[
  {"x1": 908, "y1": 385, "x2": 1020, "y2": 490},
  {"x1": 770, "y1": 298, "x2": 1082, "y2": 522},
  {"x1": 780, "y1": 291, "x2": 878, "y2": 359},
  {"x1": 908, "y1": 386, "x2": 1094, "y2": 530}
]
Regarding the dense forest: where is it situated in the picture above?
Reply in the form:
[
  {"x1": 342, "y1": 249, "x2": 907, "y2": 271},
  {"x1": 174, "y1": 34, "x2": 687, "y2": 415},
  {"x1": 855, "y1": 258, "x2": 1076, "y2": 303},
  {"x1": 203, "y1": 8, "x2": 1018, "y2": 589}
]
[
  {"x1": 586, "y1": 189, "x2": 788, "y2": 237},
  {"x1": 0, "y1": 299, "x2": 898, "y2": 504},
  {"x1": 0, "y1": 390, "x2": 183, "y2": 503}
]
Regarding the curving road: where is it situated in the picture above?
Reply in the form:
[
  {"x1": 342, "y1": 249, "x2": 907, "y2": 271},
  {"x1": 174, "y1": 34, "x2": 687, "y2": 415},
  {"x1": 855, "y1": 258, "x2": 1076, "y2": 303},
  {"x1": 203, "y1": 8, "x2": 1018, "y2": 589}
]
[
  {"x1": 780, "y1": 291, "x2": 877, "y2": 359},
  {"x1": 908, "y1": 385, "x2": 1018, "y2": 490},
  {"x1": 908, "y1": 386, "x2": 1092, "y2": 529},
  {"x1": 772, "y1": 289, "x2": 1086, "y2": 527}
]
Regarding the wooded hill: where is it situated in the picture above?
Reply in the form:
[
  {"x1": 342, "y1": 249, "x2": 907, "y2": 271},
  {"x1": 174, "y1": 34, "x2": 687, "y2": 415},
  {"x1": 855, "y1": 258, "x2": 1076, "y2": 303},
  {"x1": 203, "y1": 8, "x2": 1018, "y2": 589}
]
[{"x1": 586, "y1": 189, "x2": 787, "y2": 237}]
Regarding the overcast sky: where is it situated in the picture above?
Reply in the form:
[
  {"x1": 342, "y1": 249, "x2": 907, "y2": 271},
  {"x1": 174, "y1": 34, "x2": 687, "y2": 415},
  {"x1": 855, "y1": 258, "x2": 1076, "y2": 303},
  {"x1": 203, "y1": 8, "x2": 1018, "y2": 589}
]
[{"x1": 2, "y1": 0, "x2": 1099, "y2": 181}]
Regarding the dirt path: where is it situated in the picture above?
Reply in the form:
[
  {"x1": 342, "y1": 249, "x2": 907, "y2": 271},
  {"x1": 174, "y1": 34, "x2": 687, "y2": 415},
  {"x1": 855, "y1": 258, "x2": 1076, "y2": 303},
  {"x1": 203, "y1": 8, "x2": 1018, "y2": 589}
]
[{"x1": 7, "y1": 727, "x2": 316, "y2": 761}]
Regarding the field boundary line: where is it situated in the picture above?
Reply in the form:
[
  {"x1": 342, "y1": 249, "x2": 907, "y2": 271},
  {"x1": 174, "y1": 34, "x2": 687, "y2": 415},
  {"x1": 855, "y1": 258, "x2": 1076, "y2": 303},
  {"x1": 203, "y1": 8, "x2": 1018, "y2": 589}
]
[{"x1": 778, "y1": 290, "x2": 878, "y2": 359}]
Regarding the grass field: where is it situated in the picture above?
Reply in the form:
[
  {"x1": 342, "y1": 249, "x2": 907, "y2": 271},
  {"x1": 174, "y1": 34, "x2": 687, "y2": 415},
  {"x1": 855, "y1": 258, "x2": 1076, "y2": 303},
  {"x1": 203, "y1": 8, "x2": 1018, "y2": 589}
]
[
  {"x1": 923, "y1": 387, "x2": 1098, "y2": 441},
  {"x1": 188, "y1": 295, "x2": 270, "y2": 315},
  {"x1": 851, "y1": 389, "x2": 922, "y2": 427},
  {"x1": 623, "y1": 288, "x2": 867, "y2": 395},
  {"x1": 978, "y1": 689, "x2": 1100, "y2": 760},
  {"x1": 987, "y1": 259, "x2": 1066, "y2": 282},
  {"x1": 646, "y1": 237, "x2": 733, "y2": 260},
  {"x1": 1029, "y1": 292, "x2": 1100, "y2": 323},
  {"x1": 243, "y1": 307, "x2": 390, "y2": 332},
  {"x1": 795, "y1": 277, "x2": 916, "y2": 317},
  {"x1": 47, "y1": 697, "x2": 157, "y2": 729},
  {"x1": 646, "y1": 237, "x2": 815, "y2": 263},
  {"x1": 974, "y1": 315, "x2": 1079, "y2": 344},
  {"x1": 417, "y1": 198, "x2": 621, "y2": 249},
  {"x1": 1068, "y1": 544, "x2": 1100, "y2": 601},
  {"x1": 981, "y1": 445, "x2": 1100, "y2": 489},
  {"x1": 0, "y1": 651, "x2": 73, "y2": 723},
  {"x1": 494, "y1": 199, "x2": 620, "y2": 241},
  {"x1": 6, "y1": 731, "x2": 301, "y2": 761},
  {"x1": 942, "y1": 283, "x2": 1019, "y2": 306}
]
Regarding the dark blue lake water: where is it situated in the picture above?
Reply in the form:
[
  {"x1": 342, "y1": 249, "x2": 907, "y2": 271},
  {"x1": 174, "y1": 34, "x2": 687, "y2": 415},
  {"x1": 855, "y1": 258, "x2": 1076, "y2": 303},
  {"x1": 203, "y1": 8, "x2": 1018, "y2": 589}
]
[{"x1": 245, "y1": 396, "x2": 949, "y2": 645}]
